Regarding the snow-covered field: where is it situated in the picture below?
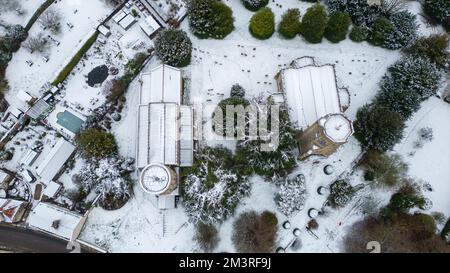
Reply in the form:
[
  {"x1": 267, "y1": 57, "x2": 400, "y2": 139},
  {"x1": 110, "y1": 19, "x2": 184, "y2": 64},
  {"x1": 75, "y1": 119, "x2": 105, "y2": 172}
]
[{"x1": 0, "y1": 0, "x2": 46, "y2": 27}]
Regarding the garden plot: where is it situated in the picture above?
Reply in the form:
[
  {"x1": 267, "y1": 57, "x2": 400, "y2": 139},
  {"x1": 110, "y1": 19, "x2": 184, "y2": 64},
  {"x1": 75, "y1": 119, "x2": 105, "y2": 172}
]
[
  {"x1": 0, "y1": 0, "x2": 46, "y2": 26},
  {"x1": 5, "y1": 0, "x2": 112, "y2": 101}
]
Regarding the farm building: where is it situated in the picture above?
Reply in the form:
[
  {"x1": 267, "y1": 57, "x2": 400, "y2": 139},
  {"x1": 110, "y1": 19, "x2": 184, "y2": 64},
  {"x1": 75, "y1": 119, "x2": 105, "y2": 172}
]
[
  {"x1": 35, "y1": 138, "x2": 76, "y2": 185},
  {"x1": 276, "y1": 57, "x2": 353, "y2": 159},
  {"x1": 136, "y1": 65, "x2": 194, "y2": 209}
]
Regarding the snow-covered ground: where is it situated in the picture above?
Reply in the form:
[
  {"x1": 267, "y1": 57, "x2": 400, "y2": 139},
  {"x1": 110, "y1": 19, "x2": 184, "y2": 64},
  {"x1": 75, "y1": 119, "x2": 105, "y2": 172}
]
[{"x1": 0, "y1": 0, "x2": 46, "y2": 27}]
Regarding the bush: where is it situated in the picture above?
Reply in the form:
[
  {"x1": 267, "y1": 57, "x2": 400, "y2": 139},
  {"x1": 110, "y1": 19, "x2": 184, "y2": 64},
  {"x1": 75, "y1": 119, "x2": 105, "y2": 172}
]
[
  {"x1": 232, "y1": 210, "x2": 278, "y2": 253},
  {"x1": 324, "y1": 11, "x2": 351, "y2": 43},
  {"x1": 360, "y1": 151, "x2": 408, "y2": 187},
  {"x1": 188, "y1": 0, "x2": 234, "y2": 39},
  {"x1": 349, "y1": 25, "x2": 369, "y2": 42},
  {"x1": 387, "y1": 184, "x2": 426, "y2": 213},
  {"x1": 230, "y1": 84, "x2": 246, "y2": 98},
  {"x1": 75, "y1": 128, "x2": 118, "y2": 159},
  {"x1": 300, "y1": 4, "x2": 328, "y2": 44},
  {"x1": 154, "y1": 29, "x2": 192, "y2": 67},
  {"x1": 382, "y1": 11, "x2": 418, "y2": 50},
  {"x1": 275, "y1": 174, "x2": 307, "y2": 216},
  {"x1": 405, "y1": 34, "x2": 450, "y2": 69},
  {"x1": 354, "y1": 104, "x2": 405, "y2": 152},
  {"x1": 212, "y1": 96, "x2": 250, "y2": 137},
  {"x1": 278, "y1": 9, "x2": 301, "y2": 39},
  {"x1": 194, "y1": 222, "x2": 220, "y2": 253},
  {"x1": 241, "y1": 0, "x2": 269, "y2": 11},
  {"x1": 423, "y1": 0, "x2": 450, "y2": 30},
  {"x1": 328, "y1": 180, "x2": 356, "y2": 208},
  {"x1": 0, "y1": 24, "x2": 28, "y2": 52},
  {"x1": 325, "y1": 0, "x2": 383, "y2": 27},
  {"x1": 344, "y1": 213, "x2": 450, "y2": 253},
  {"x1": 441, "y1": 217, "x2": 450, "y2": 243},
  {"x1": 249, "y1": 8, "x2": 275, "y2": 40},
  {"x1": 368, "y1": 17, "x2": 393, "y2": 47},
  {"x1": 52, "y1": 31, "x2": 99, "y2": 85}
]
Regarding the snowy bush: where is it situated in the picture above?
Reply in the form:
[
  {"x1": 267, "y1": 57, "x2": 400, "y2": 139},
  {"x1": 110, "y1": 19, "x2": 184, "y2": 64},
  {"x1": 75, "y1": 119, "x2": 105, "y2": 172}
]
[
  {"x1": 278, "y1": 9, "x2": 301, "y2": 39},
  {"x1": 182, "y1": 146, "x2": 250, "y2": 224},
  {"x1": 241, "y1": 0, "x2": 269, "y2": 11},
  {"x1": 300, "y1": 4, "x2": 328, "y2": 44},
  {"x1": 325, "y1": 0, "x2": 384, "y2": 27},
  {"x1": 188, "y1": 0, "x2": 234, "y2": 39},
  {"x1": 329, "y1": 180, "x2": 356, "y2": 207},
  {"x1": 0, "y1": 24, "x2": 27, "y2": 53},
  {"x1": 230, "y1": 84, "x2": 246, "y2": 98},
  {"x1": 275, "y1": 174, "x2": 307, "y2": 216},
  {"x1": 360, "y1": 150, "x2": 408, "y2": 187},
  {"x1": 423, "y1": 0, "x2": 450, "y2": 30},
  {"x1": 324, "y1": 11, "x2": 352, "y2": 43},
  {"x1": 419, "y1": 127, "x2": 434, "y2": 143},
  {"x1": 382, "y1": 11, "x2": 418, "y2": 50},
  {"x1": 249, "y1": 8, "x2": 275, "y2": 40},
  {"x1": 154, "y1": 29, "x2": 192, "y2": 67},
  {"x1": 368, "y1": 17, "x2": 394, "y2": 47},
  {"x1": 387, "y1": 183, "x2": 426, "y2": 213},
  {"x1": 354, "y1": 104, "x2": 405, "y2": 152},
  {"x1": 235, "y1": 102, "x2": 298, "y2": 179},
  {"x1": 79, "y1": 156, "x2": 135, "y2": 210},
  {"x1": 349, "y1": 25, "x2": 369, "y2": 42},
  {"x1": 405, "y1": 34, "x2": 450, "y2": 69}
]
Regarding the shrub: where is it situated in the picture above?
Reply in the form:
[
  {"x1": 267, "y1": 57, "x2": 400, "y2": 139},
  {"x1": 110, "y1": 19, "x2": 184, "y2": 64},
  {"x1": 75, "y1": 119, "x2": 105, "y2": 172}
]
[
  {"x1": 300, "y1": 4, "x2": 328, "y2": 44},
  {"x1": 354, "y1": 104, "x2": 405, "y2": 152},
  {"x1": 75, "y1": 128, "x2": 118, "y2": 159},
  {"x1": 249, "y1": 7, "x2": 275, "y2": 40},
  {"x1": 241, "y1": 0, "x2": 269, "y2": 11},
  {"x1": 405, "y1": 34, "x2": 450, "y2": 69},
  {"x1": 212, "y1": 95, "x2": 250, "y2": 137},
  {"x1": 230, "y1": 84, "x2": 246, "y2": 98},
  {"x1": 325, "y1": 11, "x2": 351, "y2": 43},
  {"x1": 441, "y1": 217, "x2": 450, "y2": 243},
  {"x1": 349, "y1": 25, "x2": 369, "y2": 42},
  {"x1": 423, "y1": 0, "x2": 450, "y2": 30},
  {"x1": 360, "y1": 151, "x2": 408, "y2": 187},
  {"x1": 194, "y1": 222, "x2": 220, "y2": 253},
  {"x1": 325, "y1": 0, "x2": 383, "y2": 27},
  {"x1": 387, "y1": 184, "x2": 426, "y2": 213},
  {"x1": 383, "y1": 11, "x2": 418, "y2": 50},
  {"x1": 154, "y1": 29, "x2": 192, "y2": 67},
  {"x1": 278, "y1": 9, "x2": 301, "y2": 39},
  {"x1": 275, "y1": 174, "x2": 307, "y2": 216},
  {"x1": 368, "y1": 17, "x2": 394, "y2": 47},
  {"x1": 329, "y1": 180, "x2": 356, "y2": 207},
  {"x1": 232, "y1": 210, "x2": 278, "y2": 253},
  {"x1": 188, "y1": 0, "x2": 234, "y2": 39}
]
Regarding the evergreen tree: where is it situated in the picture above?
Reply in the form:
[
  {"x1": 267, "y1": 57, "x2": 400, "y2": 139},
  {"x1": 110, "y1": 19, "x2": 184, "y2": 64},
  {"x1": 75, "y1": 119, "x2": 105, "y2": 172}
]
[
  {"x1": 75, "y1": 128, "x2": 118, "y2": 159},
  {"x1": 368, "y1": 17, "x2": 394, "y2": 47},
  {"x1": 405, "y1": 34, "x2": 450, "y2": 69},
  {"x1": 300, "y1": 4, "x2": 328, "y2": 44},
  {"x1": 325, "y1": 0, "x2": 384, "y2": 27},
  {"x1": 188, "y1": 0, "x2": 234, "y2": 39},
  {"x1": 423, "y1": 0, "x2": 450, "y2": 30},
  {"x1": 278, "y1": 9, "x2": 302, "y2": 39},
  {"x1": 275, "y1": 174, "x2": 307, "y2": 216},
  {"x1": 354, "y1": 104, "x2": 405, "y2": 152},
  {"x1": 349, "y1": 25, "x2": 369, "y2": 42},
  {"x1": 325, "y1": 11, "x2": 352, "y2": 43},
  {"x1": 230, "y1": 84, "x2": 246, "y2": 98},
  {"x1": 383, "y1": 11, "x2": 418, "y2": 50},
  {"x1": 241, "y1": 0, "x2": 269, "y2": 11},
  {"x1": 154, "y1": 29, "x2": 192, "y2": 67},
  {"x1": 249, "y1": 7, "x2": 275, "y2": 40}
]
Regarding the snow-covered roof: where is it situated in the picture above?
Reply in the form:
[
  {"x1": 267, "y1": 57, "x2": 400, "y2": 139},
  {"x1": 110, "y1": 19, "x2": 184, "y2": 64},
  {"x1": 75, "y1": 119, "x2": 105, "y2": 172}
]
[
  {"x1": 0, "y1": 198, "x2": 27, "y2": 223},
  {"x1": 119, "y1": 14, "x2": 136, "y2": 30},
  {"x1": 113, "y1": 11, "x2": 127, "y2": 23},
  {"x1": 98, "y1": 25, "x2": 111, "y2": 37},
  {"x1": 27, "y1": 99, "x2": 51, "y2": 120},
  {"x1": 139, "y1": 16, "x2": 161, "y2": 37},
  {"x1": 140, "y1": 164, "x2": 172, "y2": 195},
  {"x1": 20, "y1": 149, "x2": 41, "y2": 166},
  {"x1": 140, "y1": 65, "x2": 182, "y2": 105},
  {"x1": 157, "y1": 195, "x2": 176, "y2": 209},
  {"x1": 43, "y1": 181, "x2": 62, "y2": 199},
  {"x1": 35, "y1": 138, "x2": 76, "y2": 184},
  {"x1": 17, "y1": 90, "x2": 34, "y2": 103},
  {"x1": 27, "y1": 202, "x2": 83, "y2": 241},
  {"x1": 320, "y1": 114, "x2": 353, "y2": 143},
  {"x1": 137, "y1": 103, "x2": 179, "y2": 168},
  {"x1": 280, "y1": 63, "x2": 342, "y2": 129},
  {"x1": 179, "y1": 106, "x2": 194, "y2": 167}
]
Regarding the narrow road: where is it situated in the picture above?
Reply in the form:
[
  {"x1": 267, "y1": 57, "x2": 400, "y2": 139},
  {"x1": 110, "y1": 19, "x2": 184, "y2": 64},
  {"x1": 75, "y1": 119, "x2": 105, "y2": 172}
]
[{"x1": 0, "y1": 224, "x2": 79, "y2": 253}]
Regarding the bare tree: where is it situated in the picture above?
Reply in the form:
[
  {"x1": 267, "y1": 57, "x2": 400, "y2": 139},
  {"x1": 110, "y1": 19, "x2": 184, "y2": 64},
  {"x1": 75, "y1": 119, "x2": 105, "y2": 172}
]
[
  {"x1": 22, "y1": 33, "x2": 48, "y2": 53},
  {"x1": 38, "y1": 8, "x2": 62, "y2": 34}
]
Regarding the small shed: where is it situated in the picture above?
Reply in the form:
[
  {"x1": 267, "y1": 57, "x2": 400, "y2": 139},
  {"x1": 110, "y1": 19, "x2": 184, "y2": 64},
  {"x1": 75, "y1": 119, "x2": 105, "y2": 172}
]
[
  {"x1": 119, "y1": 14, "x2": 137, "y2": 30},
  {"x1": 98, "y1": 25, "x2": 111, "y2": 37}
]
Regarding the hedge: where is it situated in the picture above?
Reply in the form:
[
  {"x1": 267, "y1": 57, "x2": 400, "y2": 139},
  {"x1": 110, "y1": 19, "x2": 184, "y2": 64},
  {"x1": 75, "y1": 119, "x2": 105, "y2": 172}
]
[
  {"x1": 25, "y1": 0, "x2": 57, "y2": 31},
  {"x1": 52, "y1": 31, "x2": 99, "y2": 86}
]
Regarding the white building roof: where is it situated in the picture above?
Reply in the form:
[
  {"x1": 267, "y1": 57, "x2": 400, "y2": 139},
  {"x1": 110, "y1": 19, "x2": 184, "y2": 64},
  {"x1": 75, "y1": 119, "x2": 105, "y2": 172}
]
[
  {"x1": 17, "y1": 90, "x2": 34, "y2": 103},
  {"x1": 43, "y1": 181, "x2": 62, "y2": 199},
  {"x1": 113, "y1": 11, "x2": 127, "y2": 23},
  {"x1": 98, "y1": 25, "x2": 111, "y2": 37},
  {"x1": 281, "y1": 64, "x2": 342, "y2": 129},
  {"x1": 179, "y1": 106, "x2": 194, "y2": 167},
  {"x1": 140, "y1": 65, "x2": 182, "y2": 105},
  {"x1": 35, "y1": 139, "x2": 76, "y2": 184},
  {"x1": 320, "y1": 114, "x2": 353, "y2": 143},
  {"x1": 119, "y1": 14, "x2": 136, "y2": 30},
  {"x1": 20, "y1": 149, "x2": 40, "y2": 166},
  {"x1": 27, "y1": 202, "x2": 83, "y2": 241},
  {"x1": 139, "y1": 16, "x2": 161, "y2": 37}
]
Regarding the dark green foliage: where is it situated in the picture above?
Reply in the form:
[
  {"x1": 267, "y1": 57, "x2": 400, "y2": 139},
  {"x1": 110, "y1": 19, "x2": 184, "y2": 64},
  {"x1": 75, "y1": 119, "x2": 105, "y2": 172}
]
[
  {"x1": 154, "y1": 29, "x2": 192, "y2": 67},
  {"x1": 405, "y1": 34, "x2": 450, "y2": 69},
  {"x1": 300, "y1": 4, "x2": 328, "y2": 44},
  {"x1": 360, "y1": 150, "x2": 408, "y2": 187},
  {"x1": 354, "y1": 104, "x2": 405, "y2": 152},
  {"x1": 75, "y1": 128, "x2": 118, "y2": 159},
  {"x1": 188, "y1": 0, "x2": 234, "y2": 39},
  {"x1": 423, "y1": 0, "x2": 450, "y2": 30},
  {"x1": 441, "y1": 217, "x2": 450, "y2": 242},
  {"x1": 368, "y1": 17, "x2": 394, "y2": 46},
  {"x1": 213, "y1": 95, "x2": 250, "y2": 137},
  {"x1": 230, "y1": 84, "x2": 246, "y2": 98},
  {"x1": 349, "y1": 25, "x2": 369, "y2": 42},
  {"x1": 249, "y1": 7, "x2": 275, "y2": 40},
  {"x1": 325, "y1": 11, "x2": 351, "y2": 43},
  {"x1": 387, "y1": 184, "x2": 426, "y2": 213},
  {"x1": 278, "y1": 9, "x2": 301, "y2": 39},
  {"x1": 328, "y1": 180, "x2": 356, "y2": 207},
  {"x1": 241, "y1": 0, "x2": 269, "y2": 11}
]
